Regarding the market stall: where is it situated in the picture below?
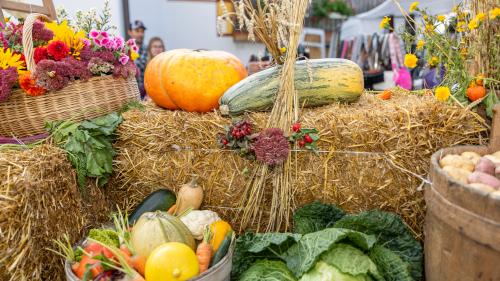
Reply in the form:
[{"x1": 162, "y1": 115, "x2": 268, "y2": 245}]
[{"x1": 0, "y1": 0, "x2": 499, "y2": 280}]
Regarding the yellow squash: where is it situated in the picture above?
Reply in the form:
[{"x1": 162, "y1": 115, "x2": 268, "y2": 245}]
[{"x1": 145, "y1": 242, "x2": 199, "y2": 281}]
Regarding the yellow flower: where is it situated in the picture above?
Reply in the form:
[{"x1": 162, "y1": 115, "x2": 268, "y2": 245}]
[
  {"x1": 456, "y1": 21, "x2": 466, "y2": 32},
  {"x1": 435, "y1": 86, "x2": 450, "y2": 102},
  {"x1": 130, "y1": 51, "x2": 139, "y2": 61},
  {"x1": 425, "y1": 23, "x2": 435, "y2": 32},
  {"x1": 379, "y1": 16, "x2": 391, "y2": 29},
  {"x1": 460, "y1": 47, "x2": 468, "y2": 59},
  {"x1": 489, "y1": 7, "x2": 500, "y2": 20},
  {"x1": 468, "y1": 18, "x2": 479, "y2": 30},
  {"x1": 404, "y1": 54, "x2": 418, "y2": 69},
  {"x1": 429, "y1": 56, "x2": 439, "y2": 67},
  {"x1": 0, "y1": 48, "x2": 26, "y2": 75},
  {"x1": 280, "y1": 47, "x2": 287, "y2": 54},
  {"x1": 452, "y1": 5, "x2": 459, "y2": 13},
  {"x1": 45, "y1": 20, "x2": 88, "y2": 58},
  {"x1": 437, "y1": 15, "x2": 446, "y2": 22},
  {"x1": 476, "y1": 12, "x2": 486, "y2": 22},
  {"x1": 416, "y1": 40, "x2": 425, "y2": 50},
  {"x1": 409, "y1": 2, "x2": 419, "y2": 13}
]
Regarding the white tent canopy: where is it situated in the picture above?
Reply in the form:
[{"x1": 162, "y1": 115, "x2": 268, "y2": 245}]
[{"x1": 341, "y1": 0, "x2": 459, "y2": 39}]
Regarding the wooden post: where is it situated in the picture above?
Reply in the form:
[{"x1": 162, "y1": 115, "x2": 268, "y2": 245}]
[{"x1": 489, "y1": 104, "x2": 500, "y2": 152}]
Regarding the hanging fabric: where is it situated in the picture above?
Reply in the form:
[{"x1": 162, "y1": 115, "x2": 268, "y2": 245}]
[{"x1": 389, "y1": 33, "x2": 412, "y2": 90}]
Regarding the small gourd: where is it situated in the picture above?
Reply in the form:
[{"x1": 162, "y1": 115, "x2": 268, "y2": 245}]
[
  {"x1": 131, "y1": 211, "x2": 195, "y2": 258},
  {"x1": 174, "y1": 176, "x2": 204, "y2": 215}
]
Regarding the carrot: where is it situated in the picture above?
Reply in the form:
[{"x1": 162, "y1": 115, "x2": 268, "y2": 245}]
[
  {"x1": 378, "y1": 90, "x2": 392, "y2": 100},
  {"x1": 196, "y1": 226, "x2": 213, "y2": 273},
  {"x1": 131, "y1": 254, "x2": 147, "y2": 276},
  {"x1": 167, "y1": 204, "x2": 177, "y2": 214}
]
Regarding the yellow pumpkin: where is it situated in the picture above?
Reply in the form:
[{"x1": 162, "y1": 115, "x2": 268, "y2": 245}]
[
  {"x1": 144, "y1": 49, "x2": 247, "y2": 112},
  {"x1": 145, "y1": 242, "x2": 199, "y2": 281},
  {"x1": 209, "y1": 220, "x2": 232, "y2": 255}
]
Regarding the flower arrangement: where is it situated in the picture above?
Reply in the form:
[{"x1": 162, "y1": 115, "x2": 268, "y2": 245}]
[
  {"x1": 394, "y1": 1, "x2": 499, "y2": 117},
  {"x1": 0, "y1": 2, "x2": 138, "y2": 103},
  {"x1": 218, "y1": 120, "x2": 320, "y2": 165}
]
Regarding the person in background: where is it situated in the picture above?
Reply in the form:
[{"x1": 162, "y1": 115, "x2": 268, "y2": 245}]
[
  {"x1": 147, "y1": 37, "x2": 165, "y2": 63},
  {"x1": 128, "y1": 20, "x2": 148, "y2": 99}
]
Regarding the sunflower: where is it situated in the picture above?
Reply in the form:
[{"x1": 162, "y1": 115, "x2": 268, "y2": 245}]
[
  {"x1": 45, "y1": 20, "x2": 88, "y2": 58},
  {"x1": 0, "y1": 48, "x2": 26, "y2": 74}
]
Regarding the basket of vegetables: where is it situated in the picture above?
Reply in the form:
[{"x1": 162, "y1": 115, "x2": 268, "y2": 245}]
[{"x1": 59, "y1": 178, "x2": 235, "y2": 281}]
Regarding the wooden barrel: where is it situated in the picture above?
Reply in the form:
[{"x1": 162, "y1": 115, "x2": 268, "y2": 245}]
[{"x1": 426, "y1": 105, "x2": 500, "y2": 281}]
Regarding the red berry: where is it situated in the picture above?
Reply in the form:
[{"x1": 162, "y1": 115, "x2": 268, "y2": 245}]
[
  {"x1": 304, "y1": 134, "x2": 313, "y2": 143},
  {"x1": 292, "y1": 123, "x2": 301, "y2": 132},
  {"x1": 298, "y1": 140, "x2": 306, "y2": 147},
  {"x1": 222, "y1": 139, "x2": 229, "y2": 145}
]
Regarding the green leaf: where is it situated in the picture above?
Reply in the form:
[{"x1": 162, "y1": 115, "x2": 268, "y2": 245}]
[
  {"x1": 321, "y1": 243, "x2": 385, "y2": 281},
  {"x1": 309, "y1": 133, "x2": 320, "y2": 141},
  {"x1": 282, "y1": 228, "x2": 376, "y2": 278},
  {"x1": 334, "y1": 211, "x2": 423, "y2": 281},
  {"x1": 240, "y1": 260, "x2": 297, "y2": 281},
  {"x1": 293, "y1": 201, "x2": 346, "y2": 234},
  {"x1": 369, "y1": 245, "x2": 413, "y2": 281},
  {"x1": 232, "y1": 232, "x2": 302, "y2": 280},
  {"x1": 483, "y1": 92, "x2": 499, "y2": 118}
]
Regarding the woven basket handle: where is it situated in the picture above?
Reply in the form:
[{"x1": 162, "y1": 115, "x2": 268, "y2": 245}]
[{"x1": 22, "y1": 13, "x2": 51, "y2": 72}]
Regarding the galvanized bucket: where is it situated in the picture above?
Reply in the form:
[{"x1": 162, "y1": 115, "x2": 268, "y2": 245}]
[{"x1": 65, "y1": 239, "x2": 234, "y2": 281}]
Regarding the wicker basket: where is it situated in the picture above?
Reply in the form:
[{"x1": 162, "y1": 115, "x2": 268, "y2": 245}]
[{"x1": 0, "y1": 14, "x2": 140, "y2": 140}]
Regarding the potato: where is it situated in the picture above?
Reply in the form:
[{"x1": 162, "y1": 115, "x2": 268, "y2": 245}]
[
  {"x1": 442, "y1": 166, "x2": 471, "y2": 184},
  {"x1": 491, "y1": 151, "x2": 500, "y2": 159},
  {"x1": 439, "y1": 154, "x2": 475, "y2": 172},
  {"x1": 484, "y1": 155, "x2": 500, "y2": 165},
  {"x1": 468, "y1": 183, "x2": 496, "y2": 193},
  {"x1": 490, "y1": 191, "x2": 500, "y2": 200},
  {"x1": 475, "y1": 157, "x2": 496, "y2": 175},
  {"x1": 461, "y1": 151, "x2": 481, "y2": 165},
  {"x1": 468, "y1": 171, "x2": 500, "y2": 189}
]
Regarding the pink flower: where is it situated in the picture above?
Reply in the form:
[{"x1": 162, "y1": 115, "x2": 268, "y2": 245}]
[
  {"x1": 119, "y1": 54, "x2": 130, "y2": 65},
  {"x1": 126, "y1": 38, "x2": 136, "y2": 46},
  {"x1": 113, "y1": 36, "x2": 124, "y2": 50},
  {"x1": 104, "y1": 39, "x2": 116, "y2": 50},
  {"x1": 83, "y1": 38, "x2": 91, "y2": 47},
  {"x1": 89, "y1": 29, "x2": 99, "y2": 39},
  {"x1": 91, "y1": 30, "x2": 111, "y2": 47}
]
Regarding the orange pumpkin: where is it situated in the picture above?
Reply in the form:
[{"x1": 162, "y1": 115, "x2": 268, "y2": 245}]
[
  {"x1": 144, "y1": 49, "x2": 247, "y2": 112},
  {"x1": 466, "y1": 85, "x2": 486, "y2": 101}
]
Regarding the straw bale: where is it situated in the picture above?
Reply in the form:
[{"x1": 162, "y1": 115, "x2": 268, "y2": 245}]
[
  {"x1": 108, "y1": 92, "x2": 487, "y2": 238},
  {"x1": 0, "y1": 145, "x2": 109, "y2": 281}
]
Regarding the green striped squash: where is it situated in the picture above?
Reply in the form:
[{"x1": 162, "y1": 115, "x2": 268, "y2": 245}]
[{"x1": 219, "y1": 58, "x2": 364, "y2": 116}]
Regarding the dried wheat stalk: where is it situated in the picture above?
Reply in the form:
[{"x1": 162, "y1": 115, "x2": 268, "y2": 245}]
[{"x1": 236, "y1": 0, "x2": 311, "y2": 231}]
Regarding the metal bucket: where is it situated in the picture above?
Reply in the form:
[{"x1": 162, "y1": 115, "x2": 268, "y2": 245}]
[{"x1": 65, "y1": 240, "x2": 234, "y2": 281}]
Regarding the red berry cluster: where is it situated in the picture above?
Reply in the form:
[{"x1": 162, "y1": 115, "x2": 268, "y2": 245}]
[
  {"x1": 231, "y1": 120, "x2": 253, "y2": 140},
  {"x1": 292, "y1": 123, "x2": 314, "y2": 148}
]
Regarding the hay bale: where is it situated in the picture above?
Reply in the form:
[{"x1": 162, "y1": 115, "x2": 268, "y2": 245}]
[
  {"x1": 108, "y1": 93, "x2": 487, "y2": 238},
  {"x1": 0, "y1": 145, "x2": 109, "y2": 281}
]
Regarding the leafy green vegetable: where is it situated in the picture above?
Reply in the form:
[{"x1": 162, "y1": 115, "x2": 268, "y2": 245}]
[
  {"x1": 369, "y1": 245, "x2": 413, "y2": 281},
  {"x1": 299, "y1": 261, "x2": 373, "y2": 281},
  {"x1": 334, "y1": 210, "x2": 423, "y2": 281},
  {"x1": 282, "y1": 228, "x2": 376, "y2": 278},
  {"x1": 88, "y1": 228, "x2": 120, "y2": 248},
  {"x1": 240, "y1": 260, "x2": 297, "y2": 281},
  {"x1": 232, "y1": 232, "x2": 302, "y2": 280},
  {"x1": 46, "y1": 112, "x2": 123, "y2": 190},
  {"x1": 293, "y1": 201, "x2": 346, "y2": 234},
  {"x1": 321, "y1": 243, "x2": 384, "y2": 281}
]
